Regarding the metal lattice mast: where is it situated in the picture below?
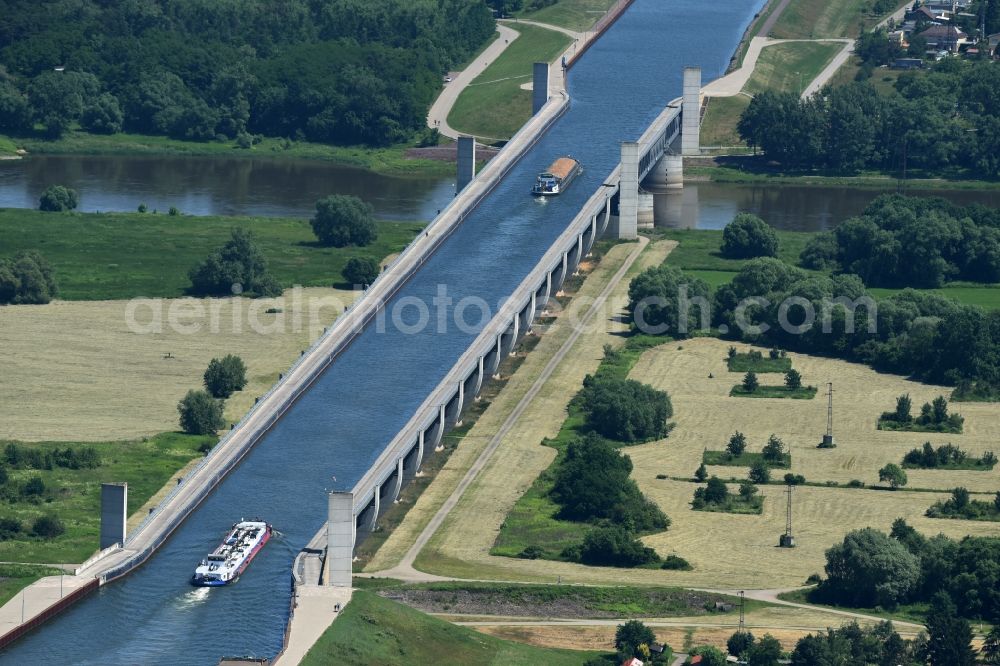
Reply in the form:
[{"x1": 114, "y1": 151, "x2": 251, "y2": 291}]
[
  {"x1": 826, "y1": 382, "x2": 834, "y2": 438},
  {"x1": 738, "y1": 590, "x2": 745, "y2": 633},
  {"x1": 785, "y1": 485, "x2": 794, "y2": 538}
]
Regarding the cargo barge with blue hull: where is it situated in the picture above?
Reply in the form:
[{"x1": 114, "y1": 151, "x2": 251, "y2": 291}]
[
  {"x1": 191, "y1": 520, "x2": 271, "y2": 586},
  {"x1": 531, "y1": 156, "x2": 581, "y2": 196}
]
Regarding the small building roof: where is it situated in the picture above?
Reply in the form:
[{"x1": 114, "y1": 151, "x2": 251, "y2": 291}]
[{"x1": 918, "y1": 24, "x2": 967, "y2": 39}]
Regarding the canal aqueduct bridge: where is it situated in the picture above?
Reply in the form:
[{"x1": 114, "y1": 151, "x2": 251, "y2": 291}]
[
  {"x1": 63, "y1": 63, "x2": 703, "y2": 601},
  {"x1": 320, "y1": 65, "x2": 703, "y2": 586}
]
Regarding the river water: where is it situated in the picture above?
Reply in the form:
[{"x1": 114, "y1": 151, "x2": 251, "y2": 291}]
[
  {"x1": 0, "y1": 0, "x2": 953, "y2": 663},
  {"x1": 4, "y1": 157, "x2": 998, "y2": 231}
]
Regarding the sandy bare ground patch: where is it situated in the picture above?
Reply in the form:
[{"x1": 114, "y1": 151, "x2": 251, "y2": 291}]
[
  {"x1": 364, "y1": 240, "x2": 674, "y2": 573},
  {"x1": 0, "y1": 287, "x2": 356, "y2": 441}
]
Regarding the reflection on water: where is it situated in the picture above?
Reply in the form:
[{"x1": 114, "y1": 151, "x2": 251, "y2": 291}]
[
  {"x1": 0, "y1": 154, "x2": 455, "y2": 221},
  {"x1": 651, "y1": 183, "x2": 1000, "y2": 231}
]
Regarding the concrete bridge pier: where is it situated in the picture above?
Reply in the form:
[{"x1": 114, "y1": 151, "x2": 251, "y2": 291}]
[
  {"x1": 532, "y1": 62, "x2": 550, "y2": 115},
  {"x1": 489, "y1": 333, "x2": 503, "y2": 378},
  {"x1": 430, "y1": 404, "x2": 446, "y2": 451},
  {"x1": 100, "y1": 483, "x2": 128, "y2": 549},
  {"x1": 445, "y1": 380, "x2": 465, "y2": 426},
  {"x1": 472, "y1": 355, "x2": 485, "y2": 399},
  {"x1": 456, "y1": 136, "x2": 476, "y2": 193},
  {"x1": 325, "y1": 491, "x2": 354, "y2": 587},
  {"x1": 614, "y1": 141, "x2": 639, "y2": 240},
  {"x1": 391, "y1": 457, "x2": 404, "y2": 502},
  {"x1": 403, "y1": 432, "x2": 423, "y2": 476},
  {"x1": 682, "y1": 67, "x2": 701, "y2": 156}
]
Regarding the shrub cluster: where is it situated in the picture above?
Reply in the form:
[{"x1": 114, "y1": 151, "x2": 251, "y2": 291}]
[
  {"x1": 579, "y1": 375, "x2": 672, "y2": 443},
  {"x1": 0, "y1": 251, "x2": 58, "y2": 305}
]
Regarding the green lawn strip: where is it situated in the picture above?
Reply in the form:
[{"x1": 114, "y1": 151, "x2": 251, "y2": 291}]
[
  {"x1": 0, "y1": 433, "x2": 212, "y2": 563},
  {"x1": 777, "y1": 588, "x2": 931, "y2": 625},
  {"x1": 770, "y1": 0, "x2": 888, "y2": 39},
  {"x1": 700, "y1": 96, "x2": 750, "y2": 149},
  {"x1": 702, "y1": 450, "x2": 791, "y2": 469},
  {"x1": 692, "y1": 496, "x2": 764, "y2": 515},
  {"x1": 300, "y1": 590, "x2": 608, "y2": 666},
  {"x1": 491, "y1": 334, "x2": 666, "y2": 560},
  {"x1": 5, "y1": 131, "x2": 452, "y2": 176},
  {"x1": 0, "y1": 135, "x2": 17, "y2": 156},
  {"x1": 0, "y1": 209, "x2": 423, "y2": 301},
  {"x1": 744, "y1": 42, "x2": 844, "y2": 96},
  {"x1": 876, "y1": 420, "x2": 962, "y2": 434},
  {"x1": 448, "y1": 24, "x2": 571, "y2": 139},
  {"x1": 687, "y1": 164, "x2": 1000, "y2": 190},
  {"x1": 730, "y1": 385, "x2": 817, "y2": 399},
  {"x1": 514, "y1": 0, "x2": 617, "y2": 32},
  {"x1": 869, "y1": 285, "x2": 1000, "y2": 312},
  {"x1": 726, "y1": 354, "x2": 792, "y2": 373},
  {"x1": 0, "y1": 564, "x2": 63, "y2": 606}
]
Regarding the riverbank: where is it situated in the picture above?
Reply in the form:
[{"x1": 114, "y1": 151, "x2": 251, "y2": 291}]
[
  {"x1": 0, "y1": 131, "x2": 456, "y2": 177},
  {"x1": 685, "y1": 161, "x2": 1000, "y2": 191}
]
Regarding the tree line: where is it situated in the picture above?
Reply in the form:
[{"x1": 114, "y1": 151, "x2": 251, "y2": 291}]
[
  {"x1": 0, "y1": 0, "x2": 495, "y2": 146},
  {"x1": 737, "y1": 60, "x2": 1000, "y2": 176}
]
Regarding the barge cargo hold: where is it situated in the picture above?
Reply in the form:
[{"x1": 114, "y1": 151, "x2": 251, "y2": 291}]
[{"x1": 531, "y1": 156, "x2": 581, "y2": 196}]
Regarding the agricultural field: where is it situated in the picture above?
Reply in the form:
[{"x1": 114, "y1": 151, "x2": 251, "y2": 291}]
[
  {"x1": 448, "y1": 24, "x2": 570, "y2": 140},
  {"x1": 405, "y1": 336, "x2": 999, "y2": 589},
  {"x1": 0, "y1": 209, "x2": 422, "y2": 301},
  {"x1": 0, "y1": 287, "x2": 357, "y2": 441}
]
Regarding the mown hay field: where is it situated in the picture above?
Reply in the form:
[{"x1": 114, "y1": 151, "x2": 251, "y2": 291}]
[
  {"x1": 408, "y1": 333, "x2": 999, "y2": 589},
  {"x1": 0, "y1": 287, "x2": 356, "y2": 441}
]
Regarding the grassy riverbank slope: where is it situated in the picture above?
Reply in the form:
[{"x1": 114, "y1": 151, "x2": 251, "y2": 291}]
[
  {"x1": 0, "y1": 209, "x2": 422, "y2": 301},
  {"x1": 448, "y1": 24, "x2": 571, "y2": 140},
  {"x1": 513, "y1": 0, "x2": 618, "y2": 31},
  {"x1": 301, "y1": 590, "x2": 606, "y2": 666},
  {"x1": 1, "y1": 132, "x2": 452, "y2": 176}
]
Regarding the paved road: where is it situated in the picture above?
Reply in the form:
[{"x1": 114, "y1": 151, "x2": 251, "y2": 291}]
[{"x1": 427, "y1": 24, "x2": 521, "y2": 139}]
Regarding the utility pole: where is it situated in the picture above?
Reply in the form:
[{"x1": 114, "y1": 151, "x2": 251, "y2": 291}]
[
  {"x1": 820, "y1": 382, "x2": 835, "y2": 448},
  {"x1": 780, "y1": 485, "x2": 796, "y2": 547},
  {"x1": 738, "y1": 590, "x2": 746, "y2": 633}
]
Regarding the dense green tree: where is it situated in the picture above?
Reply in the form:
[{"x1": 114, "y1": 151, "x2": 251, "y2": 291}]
[
  {"x1": 879, "y1": 463, "x2": 907, "y2": 489},
  {"x1": 310, "y1": 195, "x2": 377, "y2": 248},
  {"x1": 615, "y1": 620, "x2": 657, "y2": 656},
  {"x1": 821, "y1": 528, "x2": 920, "y2": 607},
  {"x1": 925, "y1": 592, "x2": 976, "y2": 666},
  {"x1": 341, "y1": 256, "x2": 380, "y2": 286},
  {"x1": 177, "y1": 389, "x2": 224, "y2": 435},
  {"x1": 703, "y1": 476, "x2": 729, "y2": 504},
  {"x1": 628, "y1": 264, "x2": 711, "y2": 336},
  {"x1": 689, "y1": 645, "x2": 726, "y2": 666},
  {"x1": 188, "y1": 228, "x2": 281, "y2": 297},
  {"x1": 694, "y1": 462, "x2": 708, "y2": 482},
  {"x1": 762, "y1": 435, "x2": 784, "y2": 462},
  {"x1": 727, "y1": 631, "x2": 755, "y2": 658},
  {"x1": 23, "y1": 476, "x2": 45, "y2": 496},
  {"x1": 577, "y1": 525, "x2": 660, "y2": 568},
  {"x1": 721, "y1": 213, "x2": 779, "y2": 259},
  {"x1": 746, "y1": 634, "x2": 782, "y2": 666},
  {"x1": 551, "y1": 434, "x2": 669, "y2": 530},
  {"x1": 749, "y1": 461, "x2": 770, "y2": 484},
  {"x1": 726, "y1": 431, "x2": 747, "y2": 457},
  {"x1": 203, "y1": 355, "x2": 248, "y2": 399},
  {"x1": 31, "y1": 515, "x2": 64, "y2": 538},
  {"x1": 0, "y1": 250, "x2": 58, "y2": 304},
  {"x1": 0, "y1": 80, "x2": 30, "y2": 132},
  {"x1": 28, "y1": 71, "x2": 100, "y2": 137},
  {"x1": 580, "y1": 376, "x2": 671, "y2": 443},
  {"x1": 38, "y1": 185, "x2": 78, "y2": 212},
  {"x1": 784, "y1": 368, "x2": 802, "y2": 389},
  {"x1": 80, "y1": 92, "x2": 123, "y2": 134},
  {"x1": 742, "y1": 371, "x2": 759, "y2": 393},
  {"x1": 983, "y1": 626, "x2": 1000, "y2": 665}
]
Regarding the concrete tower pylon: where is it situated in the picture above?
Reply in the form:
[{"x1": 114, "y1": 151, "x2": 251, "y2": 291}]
[
  {"x1": 532, "y1": 62, "x2": 550, "y2": 115},
  {"x1": 681, "y1": 67, "x2": 701, "y2": 156},
  {"x1": 616, "y1": 141, "x2": 639, "y2": 240}
]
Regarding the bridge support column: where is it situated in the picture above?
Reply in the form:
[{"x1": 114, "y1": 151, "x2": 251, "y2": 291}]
[
  {"x1": 682, "y1": 67, "x2": 701, "y2": 156},
  {"x1": 392, "y1": 457, "x2": 404, "y2": 501},
  {"x1": 370, "y1": 486, "x2": 381, "y2": 530},
  {"x1": 509, "y1": 314, "x2": 519, "y2": 355},
  {"x1": 532, "y1": 62, "x2": 549, "y2": 115},
  {"x1": 491, "y1": 334, "x2": 503, "y2": 378},
  {"x1": 473, "y1": 355, "x2": 485, "y2": 398},
  {"x1": 615, "y1": 141, "x2": 639, "y2": 240},
  {"x1": 432, "y1": 404, "x2": 446, "y2": 450},
  {"x1": 457, "y1": 136, "x2": 476, "y2": 193},
  {"x1": 100, "y1": 483, "x2": 128, "y2": 549},
  {"x1": 416, "y1": 430, "x2": 425, "y2": 471},
  {"x1": 326, "y1": 491, "x2": 354, "y2": 587},
  {"x1": 645, "y1": 153, "x2": 683, "y2": 190}
]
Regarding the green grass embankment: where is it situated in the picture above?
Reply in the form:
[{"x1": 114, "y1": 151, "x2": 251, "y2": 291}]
[
  {"x1": 513, "y1": 0, "x2": 617, "y2": 32},
  {"x1": 448, "y1": 24, "x2": 571, "y2": 140},
  {"x1": 300, "y1": 590, "x2": 606, "y2": 666},
  {"x1": 0, "y1": 209, "x2": 423, "y2": 300},
  {"x1": 0, "y1": 433, "x2": 211, "y2": 564}
]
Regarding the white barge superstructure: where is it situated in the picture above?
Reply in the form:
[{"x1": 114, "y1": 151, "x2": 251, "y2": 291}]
[{"x1": 191, "y1": 520, "x2": 271, "y2": 586}]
